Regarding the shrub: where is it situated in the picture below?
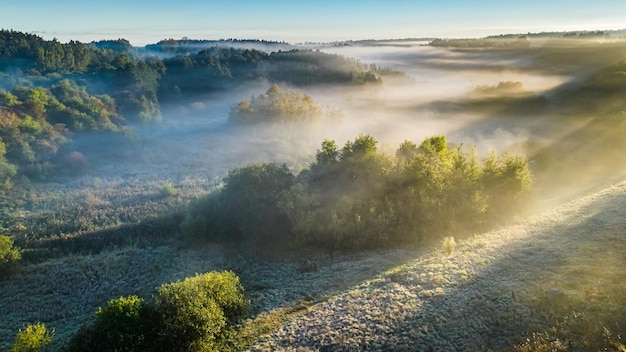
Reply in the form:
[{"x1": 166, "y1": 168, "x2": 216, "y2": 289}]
[
  {"x1": 160, "y1": 182, "x2": 177, "y2": 197},
  {"x1": 10, "y1": 323, "x2": 53, "y2": 352},
  {"x1": 515, "y1": 332, "x2": 569, "y2": 352},
  {"x1": 442, "y1": 236, "x2": 457, "y2": 255},
  {"x1": 155, "y1": 287, "x2": 226, "y2": 352},
  {"x1": 67, "y1": 295, "x2": 158, "y2": 352},
  {"x1": 154, "y1": 271, "x2": 249, "y2": 352},
  {"x1": 0, "y1": 235, "x2": 21, "y2": 276},
  {"x1": 68, "y1": 271, "x2": 249, "y2": 352}
]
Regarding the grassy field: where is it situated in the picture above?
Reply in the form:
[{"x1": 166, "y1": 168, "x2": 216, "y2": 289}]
[
  {"x1": 2, "y1": 165, "x2": 625, "y2": 351},
  {"x1": 249, "y1": 180, "x2": 626, "y2": 351}
]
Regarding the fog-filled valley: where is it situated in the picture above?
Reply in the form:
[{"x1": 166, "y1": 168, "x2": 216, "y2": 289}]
[{"x1": 1, "y1": 30, "x2": 626, "y2": 351}]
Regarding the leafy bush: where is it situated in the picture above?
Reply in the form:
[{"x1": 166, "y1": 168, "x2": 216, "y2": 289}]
[
  {"x1": 160, "y1": 182, "x2": 177, "y2": 197},
  {"x1": 67, "y1": 295, "x2": 158, "y2": 352},
  {"x1": 68, "y1": 271, "x2": 249, "y2": 352},
  {"x1": 0, "y1": 234, "x2": 21, "y2": 276},
  {"x1": 10, "y1": 323, "x2": 53, "y2": 352},
  {"x1": 154, "y1": 271, "x2": 249, "y2": 352},
  {"x1": 59, "y1": 151, "x2": 89, "y2": 175}
]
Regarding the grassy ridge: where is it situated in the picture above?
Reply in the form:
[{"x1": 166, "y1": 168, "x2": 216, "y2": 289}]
[{"x1": 250, "y1": 181, "x2": 626, "y2": 351}]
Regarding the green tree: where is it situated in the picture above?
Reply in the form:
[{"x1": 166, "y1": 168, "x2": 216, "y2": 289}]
[
  {"x1": 13, "y1": 87, "x2": 50, "y2": 119},
  {"x1": 0, "y1": 90, "x2": 18, "y2": 106},
  {"x1": 306, "y1": 139, "x2": 341, "y2": 195},
  {"x1": 481, "y1": 151, "x2": 533, "y2": 220},
  {"x1": 419, "y1": 135, "x2": 448, "y2": 157},
  {"x1": 395, "y1": 140, "x2": 419, "y2": 163},
  {"x1": 277, "y1": 183, "x2": 321, "y2": 245},
  {"x1": 182, "y1": 134, "x2": 533, "y2": 252},
  {"x1": 316, "y1": 139, "x2": 339, "y2": 165},
  {"x1": 337, "y1": 134, "x2": 391, "y2": 200},
  {"x1": 440, "y1": 146, "x2": 486, "y2": 232}
]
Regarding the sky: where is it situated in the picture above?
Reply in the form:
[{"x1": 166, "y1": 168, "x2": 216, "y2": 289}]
[{"x1": 1, "y1": 0, "x2": 626, "y2": 45}]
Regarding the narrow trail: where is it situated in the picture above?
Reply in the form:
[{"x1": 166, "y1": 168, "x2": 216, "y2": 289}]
[{"x1": 250, "y1": 180, "x2": 626, "y2": 351}]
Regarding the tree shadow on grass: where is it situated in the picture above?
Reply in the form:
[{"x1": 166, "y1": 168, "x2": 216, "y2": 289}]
[
  {"x1": 20, "y1": 213, "x2": 182, "y2": 262},
  {"x1": 253, "y1": 183, "x2": 626, "y2": 351},
  {"x1": 373, "y1": 184, "x2": 626, "y2": 351}
]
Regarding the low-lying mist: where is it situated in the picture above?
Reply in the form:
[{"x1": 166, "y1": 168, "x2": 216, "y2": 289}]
[{"x1": 68, "y1": 37, "x2": 626, "y2": 211}]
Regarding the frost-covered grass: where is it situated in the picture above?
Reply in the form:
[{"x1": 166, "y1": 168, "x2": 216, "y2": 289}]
[
  {"x1": 0, "y1": 238, "x2": 422, "y2": 350},
  {"x1": 250, "y1": 180, "x2": 626, "y2": 351}
]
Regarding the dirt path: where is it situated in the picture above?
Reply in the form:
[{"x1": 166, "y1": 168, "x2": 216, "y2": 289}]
[{"x1": 249, "y1": 180, "x2": 626, "y2": 351}]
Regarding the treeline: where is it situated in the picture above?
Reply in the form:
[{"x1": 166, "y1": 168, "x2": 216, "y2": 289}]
[
  {"x1": 551, "y1": 56, "x2": 626, "y2": 115},
  {"x1": 144, "y1": 38, "x2": 293, "y2": 56},
  {"x1": 181, "y1": 135, "x2": 532, "y2": 252},
  {"x1": 158, "y1": 48, "x2": 383, "y2": 100},
  {"x1": 430, "y1": 36, "x2": 531, "y2": 49},
  {"x1": 0, "y1": 30, "x2": 387, "y2": 98},
  {"x1": 0, "y1": 30, "x2": 392, "y2": 189},
  {"x1": 583, "y1": 58, "x2": 626, "y2": 100}
]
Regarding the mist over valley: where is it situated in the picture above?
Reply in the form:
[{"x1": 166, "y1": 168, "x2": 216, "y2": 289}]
[{"x1": 1, "y1": 28, "x2": 626, "y2": 351}]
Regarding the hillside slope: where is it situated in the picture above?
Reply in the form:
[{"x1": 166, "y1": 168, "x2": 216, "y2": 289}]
[{"x1": 250, "y1": 180, "x2": 626, "y2": 351}]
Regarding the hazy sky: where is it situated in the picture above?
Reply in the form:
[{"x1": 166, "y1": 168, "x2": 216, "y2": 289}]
[{"x1": 2, "y1": 0, "x2": 625, "y2": 45}]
